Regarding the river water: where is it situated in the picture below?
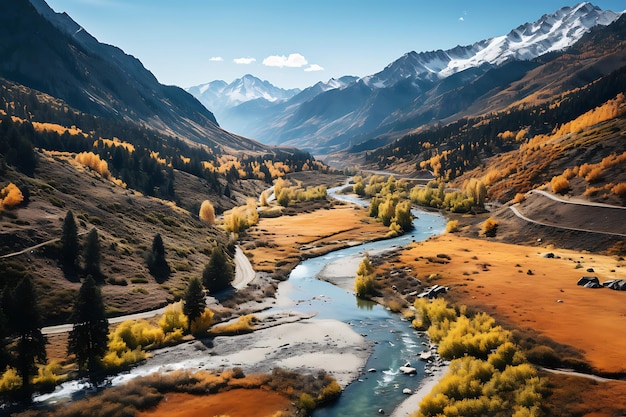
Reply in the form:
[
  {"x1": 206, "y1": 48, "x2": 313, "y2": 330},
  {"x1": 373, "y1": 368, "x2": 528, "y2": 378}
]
[
  {"x1": 37, "y1": 185, "x2": 446, "y2": 415},
  {"x1": 278, "y1": 186, "x2": 446, "y2": 416}
]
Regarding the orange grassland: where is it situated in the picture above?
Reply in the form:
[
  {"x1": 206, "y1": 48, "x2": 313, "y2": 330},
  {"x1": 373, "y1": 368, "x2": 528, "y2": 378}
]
[
  {"x1": 399, "y1": 234, "x2": 626, "y2": 374},
  {"x1": 245, "y1": 203, "x2": 389, "y2": 272},
  {"x1": 136, "y1": 389, "x2": 293, "y2": 417}
]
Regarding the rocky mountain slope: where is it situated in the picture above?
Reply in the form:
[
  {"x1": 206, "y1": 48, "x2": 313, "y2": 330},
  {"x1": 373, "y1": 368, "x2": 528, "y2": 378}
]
[{"x1": 1, "y1": 0, "x2": 269, "y2": 152}]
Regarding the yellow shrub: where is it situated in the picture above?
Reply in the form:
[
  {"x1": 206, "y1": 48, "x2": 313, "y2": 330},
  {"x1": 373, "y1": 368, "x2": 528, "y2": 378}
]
[
  {"x1": 190, "y1": 308, "x2": 215, "y2": 335},
  {"x1": 199, "y1": 200, "x2": 216, "y2": 224},
  {"x1": 612, "y1": 182, "x2": 626, "y2": 197},
  {"x1": 584, "y1": 167, "x2": 604, "y2": 183},
  {"x1": 445, "y1": 220, "x2": 459, "y2": 233},
  {"x1": 211, "y1": 315, "x2": 257, "y2": 335},
  {"x1": 550, "y1": 175, "x2": 569, "y2": 194},
  {"x1": 158, "y1": 301, "x2": 188, "y2": 334},
  {"x1": 481, "y1": 218, "x2": 498, "y2": 237},
  {"x1": 33, "y1": 362, "x2": 66, "y2": 387},
  {"x1": 0, "y1": 367, "x2": 21, "y2": 393},
  {"x1": 76, "y1": 151, "x2": 111, "y2": 179},
  {"x1": 317, "y1": 380, "x2": 341, "y2": 402},
  {"x1": 102, "y1": 347, "x2": 146, "y2": 369},
  {"x1": 0, "y1": 183, "x2": 23, "y2": 209}
]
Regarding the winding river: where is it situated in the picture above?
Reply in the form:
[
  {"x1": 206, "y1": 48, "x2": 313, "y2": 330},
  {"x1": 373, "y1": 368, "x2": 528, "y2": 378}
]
[
  {"x1": 37, "y1": 184, "x2": 446, "y2": 415},
  {"x1": 280, "y1": 186, "x2": 446, "y2": 416}
]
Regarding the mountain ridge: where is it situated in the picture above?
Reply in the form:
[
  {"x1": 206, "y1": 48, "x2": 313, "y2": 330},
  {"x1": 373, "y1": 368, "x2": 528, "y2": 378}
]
[
  {"x1": 3, "y1": 0, "x2": 271, "y2": 153},
  {"x1": 187, "y1": 2, "x2": 623, "y2": 156}
]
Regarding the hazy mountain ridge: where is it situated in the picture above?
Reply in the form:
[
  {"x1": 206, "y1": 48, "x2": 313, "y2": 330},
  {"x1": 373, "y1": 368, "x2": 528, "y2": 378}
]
[
  {"x1": 2, "y1": 0, "x2": 270, "y2": 153},
  {"x1": 189, "y1": 2, "x2": 623, "y2": 155}
]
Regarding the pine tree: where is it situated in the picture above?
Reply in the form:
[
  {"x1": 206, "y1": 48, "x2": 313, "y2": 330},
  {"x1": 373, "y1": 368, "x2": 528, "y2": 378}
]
[
  {"x1": 68, "y1": 276, "x2": 109, "y2": 385},
  {"x1": 183, "y1": 277, "x2": 206, "y2": 332},
  {"x1": 147, "y1": 233, "x2": 169, "y2": 279},
  {"x1": 202, "y1": 246, "x2": 234, "y2": 293},
  {"x1": 60, "y1": 210, "x2": 79, "y2": 270},
  {"x1": 83, "y1": 228, "x2": 101, "y2": 279},
  {"x1": 11, "y1": 277, "x2": 47, "y2": 401}
]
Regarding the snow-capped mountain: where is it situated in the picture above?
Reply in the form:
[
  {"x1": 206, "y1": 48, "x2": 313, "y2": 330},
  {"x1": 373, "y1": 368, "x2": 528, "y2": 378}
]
[
  {"x1": 187, "y1": 74, "x2": 300, "y2": 119},
  {"x1": 362, "y1": 2, "x2": 622, "y2": 88},
  {"x1": 190, "y1": 2, "x2": 624, "y2": 156}
]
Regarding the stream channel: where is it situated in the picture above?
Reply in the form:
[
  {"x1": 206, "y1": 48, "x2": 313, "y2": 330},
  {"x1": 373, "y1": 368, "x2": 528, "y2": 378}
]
[
  {"x1": 37, "y1": 185, "x2": 446, "y2": 415},
  {"x1": 289, "y1": 186, "x2": 446, "y2": 416}
]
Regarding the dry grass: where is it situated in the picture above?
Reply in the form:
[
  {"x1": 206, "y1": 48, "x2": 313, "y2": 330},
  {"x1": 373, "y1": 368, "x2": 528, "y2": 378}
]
[
  {"x1": 243, "y1": 202, "x2": 389, "y2": 275},
  {"x1": 398, "y1": 235, "x2": 626, "y2": 374}
]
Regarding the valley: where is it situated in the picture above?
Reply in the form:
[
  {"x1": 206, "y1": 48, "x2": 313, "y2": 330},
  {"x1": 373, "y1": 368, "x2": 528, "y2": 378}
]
[{"x1": 0, "y1": 1, "x2": 625, "y2": 416}]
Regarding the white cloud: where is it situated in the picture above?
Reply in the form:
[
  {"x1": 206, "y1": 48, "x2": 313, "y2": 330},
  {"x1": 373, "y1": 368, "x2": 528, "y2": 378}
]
[
  {"x1": 263, "y1": 53, "x2": 308, "y2": 68},
  {"x1": 209, "y1": 56, "x2": 224, "y2": 62},
  {"x1": 304, "y1": 64, "x2": 324, "y2": 72},
  {"x1": 458, "y1": 17, "x2": 464, "y2": 22},
  {"x1": 233, "y1": 57, "x2": 256, "y2": 65}
]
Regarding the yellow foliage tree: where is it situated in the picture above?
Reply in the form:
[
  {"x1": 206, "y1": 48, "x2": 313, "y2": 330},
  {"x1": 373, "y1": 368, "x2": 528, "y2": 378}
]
[
  {"x1": 550, "y1": 175, "x2": 569, "y2": 194},
  {"x1": 355, "y1": 256, "x2": 376, "y2": 298},
  {"x1": 0, "y1": 183, "x2": 23, "y2": 209},
  {"x1": 199, "y1": 200, "x2": 216, "y2": 224},
  {"x1": 75, "y1": 151, "x2": 111, "y2": 179}
]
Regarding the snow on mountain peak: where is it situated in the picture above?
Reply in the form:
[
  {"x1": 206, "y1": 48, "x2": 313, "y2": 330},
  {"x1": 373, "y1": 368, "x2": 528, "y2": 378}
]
[{"x1": 364, "y1": 2, "x2": 622, "y2": 88}]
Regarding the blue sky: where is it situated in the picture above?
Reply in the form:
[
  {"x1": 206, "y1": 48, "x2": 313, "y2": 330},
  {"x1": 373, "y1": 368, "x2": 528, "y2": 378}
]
[{"x1": 44, "y1": 1, "x2": 625, "y2": 90}]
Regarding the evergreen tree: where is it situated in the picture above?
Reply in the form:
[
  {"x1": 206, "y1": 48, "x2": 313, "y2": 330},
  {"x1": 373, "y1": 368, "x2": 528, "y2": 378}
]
[
  {"x1": 83, "y1": 228, "x2": 101, "y2": 279},
  {"x1": 68, "y1": 276, "x2": 109, "y2": 385},
  {"x1": 60, "y1": 210, "x2": 79, "y2": 271},
  {"x1": 11, "y1": 277, "x2": 47, "y2": 401},
  {"x1": 182, "y1": 277, "x2": 206, "y2": 332},
  {"x1": 202, "y1": 246, "x2": 234, "y2": 293},
  {"x1": 147, "y1": 233, "x2": 169, "y2": 279}
]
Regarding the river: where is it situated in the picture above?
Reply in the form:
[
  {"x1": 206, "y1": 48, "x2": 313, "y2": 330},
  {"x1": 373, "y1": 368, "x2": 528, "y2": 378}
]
[
  {"x1": 276, "y1": 186, "x2": 446, "y2": 416},
  {"x1": 37, "y1": 184, "x2": 446, "y2": 415}
]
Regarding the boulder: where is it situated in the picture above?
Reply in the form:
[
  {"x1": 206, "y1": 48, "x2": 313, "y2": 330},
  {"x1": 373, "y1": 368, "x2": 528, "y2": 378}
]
[
  {"x1": 577, "y1": 276, "x2": 599, "y2": 287},
  {"x1": 603, "y1": 279, "x2": 626, "y2": 291},
  {"x1": 399, "y1": 366, "x2": 417, "y2": 375},
  {"x1": 403, "y1": 388, "x2": 413, "y2": 395}
]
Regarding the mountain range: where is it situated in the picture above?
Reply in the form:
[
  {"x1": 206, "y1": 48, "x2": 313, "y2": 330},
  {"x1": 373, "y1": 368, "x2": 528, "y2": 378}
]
[
  {"x1": 0, "y1": 0, "x2": 272, "y2": 153},
  {"x1": 187, "y1": 2, "x2": 623, "y2": 156}
]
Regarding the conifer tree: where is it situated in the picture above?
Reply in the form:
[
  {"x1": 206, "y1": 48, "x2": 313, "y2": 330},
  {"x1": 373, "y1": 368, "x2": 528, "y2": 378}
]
[
  {"x1": 68, "y1": 276, "x2": 109, "y2": 385},
  {"x1": 202, "y1": 246, "x2": 234, "y2": 293},
  {"x1": 60, "y1": 210, "x2": 79, "y2": 270},
  {"x1": 11, "y1": 277, "x2": 47, "y2": 401},
  {"x1": 147, "y1": 233, "x2": 169, "y2": 278},
  {"x1": 183, "y1": 277, "x2": 206, "y2": 332},
  {"x1": 83, "y1": 228, "x2": 101, "y2": 279}
]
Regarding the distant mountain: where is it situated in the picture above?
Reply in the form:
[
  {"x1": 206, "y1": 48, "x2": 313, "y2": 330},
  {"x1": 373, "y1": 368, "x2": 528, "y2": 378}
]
[
  {"x1": 195, "y1": 2, "x2": 622, "y2": 156},
  {"x1": 0, "y1": 0, "x2": 269, "y2": 152},
  {"x1": 187, "y1": 75, "x2": 357, "y2": 136},
  {"x1": 187, "y1": 74, "x2": 301, "y2": 117}
]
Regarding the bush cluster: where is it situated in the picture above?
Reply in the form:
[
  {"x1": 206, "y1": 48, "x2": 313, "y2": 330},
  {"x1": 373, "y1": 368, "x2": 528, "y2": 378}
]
[
  {"x1": 412, "y1": 298, "x2": 543, "y2": 417},
  {"x1": 223, "y1": 198, "x2": 259, "y2": 234}
]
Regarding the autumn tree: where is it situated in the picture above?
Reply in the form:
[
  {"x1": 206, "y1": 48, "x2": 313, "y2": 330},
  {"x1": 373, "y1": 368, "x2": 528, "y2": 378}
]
[
  {"x1": 354, "y1": 256, "x2": 376, "y2": 298},
  {"x1": 199, "y1": 200, "x2": 216, "y2": 224},
  {"x1": 68, "y1": 276, "x2": 109, "y2": 385},
  {"x1": 83, "y1": 228, "x2": 101, "y2": 280},
  {"x1": 11, "y1": 277, "x2": 47, "y2": 401},
  {"x1": 202, "y1": 246, "x2": 234, "y2": 293},
  {"x1": 60, "y1": 210, "x2": 79, "y2": 271},
  {"x1": 183, "y1": 277, "x2": 206, "y2": 333},
  {"x1": 0, "y1": 182, "x2": 24, "y2": 210},
  {"x1": 393, "y1": 200, "x2": 413, "y2": 232}
]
